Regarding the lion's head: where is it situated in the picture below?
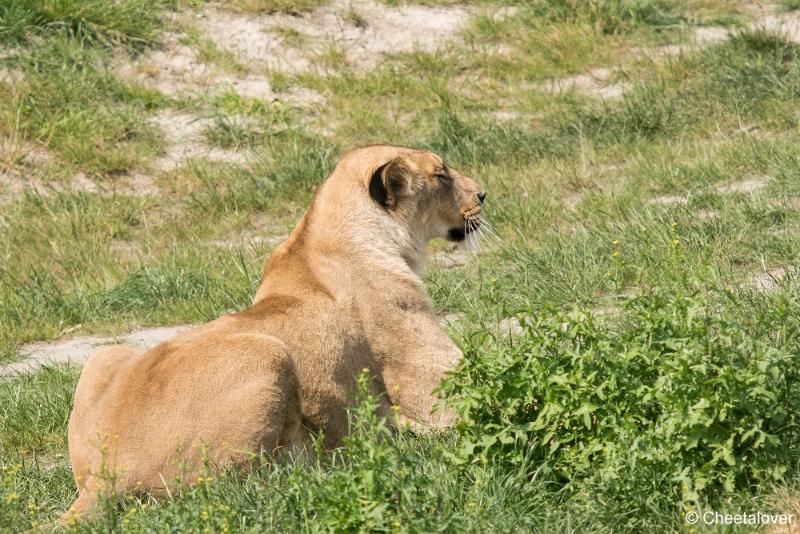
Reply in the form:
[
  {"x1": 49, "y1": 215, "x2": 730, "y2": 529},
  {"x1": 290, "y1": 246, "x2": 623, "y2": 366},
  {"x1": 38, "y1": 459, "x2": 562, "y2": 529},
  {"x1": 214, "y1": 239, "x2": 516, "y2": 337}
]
[
  {"x1": 358, "y1": 146, "x2": 486, "y2": 243},
  {"x1": 301, "y1": 145, "x2": 486, "y2": 275}
]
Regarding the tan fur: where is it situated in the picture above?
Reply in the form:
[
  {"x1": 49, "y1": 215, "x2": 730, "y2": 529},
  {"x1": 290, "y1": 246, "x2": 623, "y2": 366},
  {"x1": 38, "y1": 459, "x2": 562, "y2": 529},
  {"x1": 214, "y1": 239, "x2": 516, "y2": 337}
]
[{"x1": 61, "y1": 145, "x2": 485, "y2": 522}]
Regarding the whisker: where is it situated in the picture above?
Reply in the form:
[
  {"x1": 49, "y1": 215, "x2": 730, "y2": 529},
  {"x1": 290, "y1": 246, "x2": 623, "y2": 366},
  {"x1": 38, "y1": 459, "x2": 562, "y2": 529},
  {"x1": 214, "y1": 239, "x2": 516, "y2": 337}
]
[
  {"x1": 480, "y1": 218, "x2": 499, "y2": 235},
  {"x1": 479, "y1": 220, "x2": 505, "y2": 246},
  {"x1": 469, "y1": 222, "x2": 478, "y2": 256},
  {"x1": 476, "y1": 232, "x2": 484, "y2": 256},
  {"x1": 477, "y1": 222, "x2": 498, "y2": 243}
]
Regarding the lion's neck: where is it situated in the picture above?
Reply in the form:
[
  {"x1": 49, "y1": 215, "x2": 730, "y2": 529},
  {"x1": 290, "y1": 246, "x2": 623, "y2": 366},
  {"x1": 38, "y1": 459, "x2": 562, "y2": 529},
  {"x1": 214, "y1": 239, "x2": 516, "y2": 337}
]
[
  {"x1": 333, "y1": 206, "x2": 428, "y2": 281},
  {"x1": 253, "y1": 185, "x2": 431, "y2": 305}
]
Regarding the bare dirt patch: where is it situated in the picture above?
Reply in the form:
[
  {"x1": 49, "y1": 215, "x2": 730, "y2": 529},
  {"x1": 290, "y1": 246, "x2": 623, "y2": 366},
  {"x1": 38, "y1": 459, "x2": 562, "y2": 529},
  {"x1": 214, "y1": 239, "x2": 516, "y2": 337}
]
[
  {"x1": 763, "y1": 490, "x2": 800, "y2": 534},
  {"x1": 200, "y1": 0, "x2": 470, "y2": 72},
  {"x1": 564, "y1": 191, "x2": 585, "y2": 210},
  {"x1": 115, "y1": 173, "x2": 160, "y2": 197},
  {"x1": 1, "y1": 139, "x2": 158, "y2": 200},
  {"x1": 716, "y1": 175, "x2": 770, "y2": 194},
  {"x1": 748, "y1": 266, "x2": 796, "y2": 293},
  {"x1": 429, "y1": 243, "x2": 473, "y2": 269},
  {"x1": 120, "y1": 0, "x2": 467, "y2": 100},
  {"x1": 490, "y1": 110, "x2": 521, "y2": 121},
  {"x1": 497, "y1": 316, "x2": 536, "y2": 337},
  {"x1": 211, "y1": 232, "x2": 287, "y2": 249},
  {"x1": 198, "y1": 9, "x2": 309, "y2": 72},
  {"x1": 1, "y1": 138, "x2": 55, "y2": 167},
  {"x1": 119, "y1": 30, "x2": 322, "y2": 105},
  {"x1": 550, "y1": 8, "x2": 800, "y2": 101},
  {"x1": 0, "y1": 165, "x2": 157, "y2": 204},
  {"x1": 0, "y1": 66, "x2": 23, "y2": 85},
  {"x1": 497, "y1": 316, "x2": 525, "y2": 336},
  {"x1": 440, "y1": 312, "x2": 466, "y2": 326},
  {"x1": 0, "y1": 168, "x2": 106, "y2": 205},
  {"x1": 697, "y1": 208, "x2": 718, "y2": 220},
  {"x1": 0, "y1": 168, "x2": 25, "y2": 205},
  {"x1": 210, "y1": 214, "x2": 291, "y2": 249},
  {"x1": 0, "y1": 324, "x2": 195, "y2": 378},
  {"x1": 150, "y1": 110, "x2": 251, "y2": 170},
  {"x1": 0, "y1": 47, "x2": 24, "y2": 85},
  {"x1": 649, "y1": 194, "x2": 689, "y2": 207},
  {"x1": 542, "y1": 67, "x2": 629, "y2": 100},
  {"x1": 646, "y1": 8, "x2": 800, "y2": 58},
  {"x1": 641, "y1": 27, "x2": 728, "y2": 58},
  {"x1": 757, "y1": 11, "x2": 800, "y2": 44}
]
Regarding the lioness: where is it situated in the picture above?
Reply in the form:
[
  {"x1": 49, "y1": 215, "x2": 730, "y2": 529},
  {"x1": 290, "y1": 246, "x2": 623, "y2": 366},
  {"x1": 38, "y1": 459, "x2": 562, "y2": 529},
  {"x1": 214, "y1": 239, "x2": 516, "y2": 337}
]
[{"x1": 62, "y1": 144, "x2": 486, "y2": 520}]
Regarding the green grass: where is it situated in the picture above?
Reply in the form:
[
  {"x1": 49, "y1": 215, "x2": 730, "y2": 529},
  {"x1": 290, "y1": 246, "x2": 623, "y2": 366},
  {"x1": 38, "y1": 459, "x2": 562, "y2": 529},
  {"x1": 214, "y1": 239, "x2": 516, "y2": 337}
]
[
  {"x1": 2, "y1": 0, "x2": 800, "y2": 530},
  {"x1": 1, "y1": 39, "x2": 167, "y2": 174},
  {"x1": 0, "y1": 0, "x2": 175, "y2": 47},
  {"x1": 781, "y1": 0, "x2": 800, "y2": 11},
  {"x1": 224, "y1": 0, "x2": 329, "y2": 15}
]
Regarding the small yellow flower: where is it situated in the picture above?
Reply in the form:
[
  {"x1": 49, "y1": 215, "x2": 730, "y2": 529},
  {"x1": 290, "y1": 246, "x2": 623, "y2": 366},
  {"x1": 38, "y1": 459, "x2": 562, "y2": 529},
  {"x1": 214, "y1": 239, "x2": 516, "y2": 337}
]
[
  {"x1": 611, "y1": 240, "x2": 619, "y2": 245},
  {"x1": 672, "y1": 238, "x2": 680, "y2": 246},
  {"x1": 611, "y1": 251, "x2": 619, "y2": 257}
]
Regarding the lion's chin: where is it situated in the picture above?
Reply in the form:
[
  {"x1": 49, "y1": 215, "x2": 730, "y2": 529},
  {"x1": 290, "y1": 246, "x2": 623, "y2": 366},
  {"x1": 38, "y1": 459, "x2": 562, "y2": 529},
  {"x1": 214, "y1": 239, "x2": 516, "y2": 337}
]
[
  {"x1": 446, "y1": 228, "x2": 466, "y2": 242},
  {"x1": 447, "y1": 219, "x2": 482, "y2": 242}
]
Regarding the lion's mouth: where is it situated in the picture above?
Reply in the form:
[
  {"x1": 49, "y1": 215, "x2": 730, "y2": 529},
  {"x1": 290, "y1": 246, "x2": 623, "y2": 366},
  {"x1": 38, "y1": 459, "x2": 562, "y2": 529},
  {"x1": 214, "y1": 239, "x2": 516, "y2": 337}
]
[{"x1": 447, "y1": 219, "x2": 481, "y2": 242}]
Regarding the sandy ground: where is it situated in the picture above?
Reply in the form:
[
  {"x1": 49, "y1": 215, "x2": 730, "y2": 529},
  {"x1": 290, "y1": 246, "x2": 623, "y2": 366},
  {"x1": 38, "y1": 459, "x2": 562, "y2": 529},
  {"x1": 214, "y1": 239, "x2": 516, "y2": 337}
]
[
  {"x1": 120, "y1": 0, "x2": 468, "y2": 106},
  {"x1": 200, "y1": 0, "x2": 470, "y2": 72},
  {"x1": 749, "y1": 266, "x2": 796, "y2": 293},
  {"x1": 429, "y1": 243, "x2": 474, "y2": 268},
  {"x1": 150, "y1": 110, "x2": 251, "y2": 170},
  {"x1": 121, "y1": 0, "x2": 470, "y2": 171},
  {"x1": 546, "y1": 8, "x2": 800, "y2": 100},
  {"x1": 715, "y1": 175, "x2": 770, "y2": 194},
  {"x1": 0, "y1": 324, "x2": 195, "y2": 379},
  {"x1": 543, "y1": 67, "x2": 629, "y2": 101},
  {"x1": 649, "y1": 175, "x2": 771, "y2": 207}
]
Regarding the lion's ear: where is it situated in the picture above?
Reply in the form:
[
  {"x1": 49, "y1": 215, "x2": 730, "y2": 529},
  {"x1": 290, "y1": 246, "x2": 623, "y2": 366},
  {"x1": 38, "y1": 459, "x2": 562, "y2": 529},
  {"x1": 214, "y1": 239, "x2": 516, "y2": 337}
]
[{"x1": 369, "y1": 157, "x2": 416, "y2": 208}]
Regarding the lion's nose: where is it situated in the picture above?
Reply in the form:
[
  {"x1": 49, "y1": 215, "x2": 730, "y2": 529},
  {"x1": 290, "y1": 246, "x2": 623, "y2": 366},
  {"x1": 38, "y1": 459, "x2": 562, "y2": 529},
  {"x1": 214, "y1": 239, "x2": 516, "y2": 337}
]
[{"x1": 477, "y1": 191, "x2": 486, "y2": 204}]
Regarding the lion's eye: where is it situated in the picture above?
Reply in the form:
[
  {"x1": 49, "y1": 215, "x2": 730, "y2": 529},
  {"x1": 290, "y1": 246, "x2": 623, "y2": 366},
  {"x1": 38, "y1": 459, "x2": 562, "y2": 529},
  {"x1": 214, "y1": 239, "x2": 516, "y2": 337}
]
[{"x1": 435, "y1": 171, "x2": 451, "y2": 182}]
